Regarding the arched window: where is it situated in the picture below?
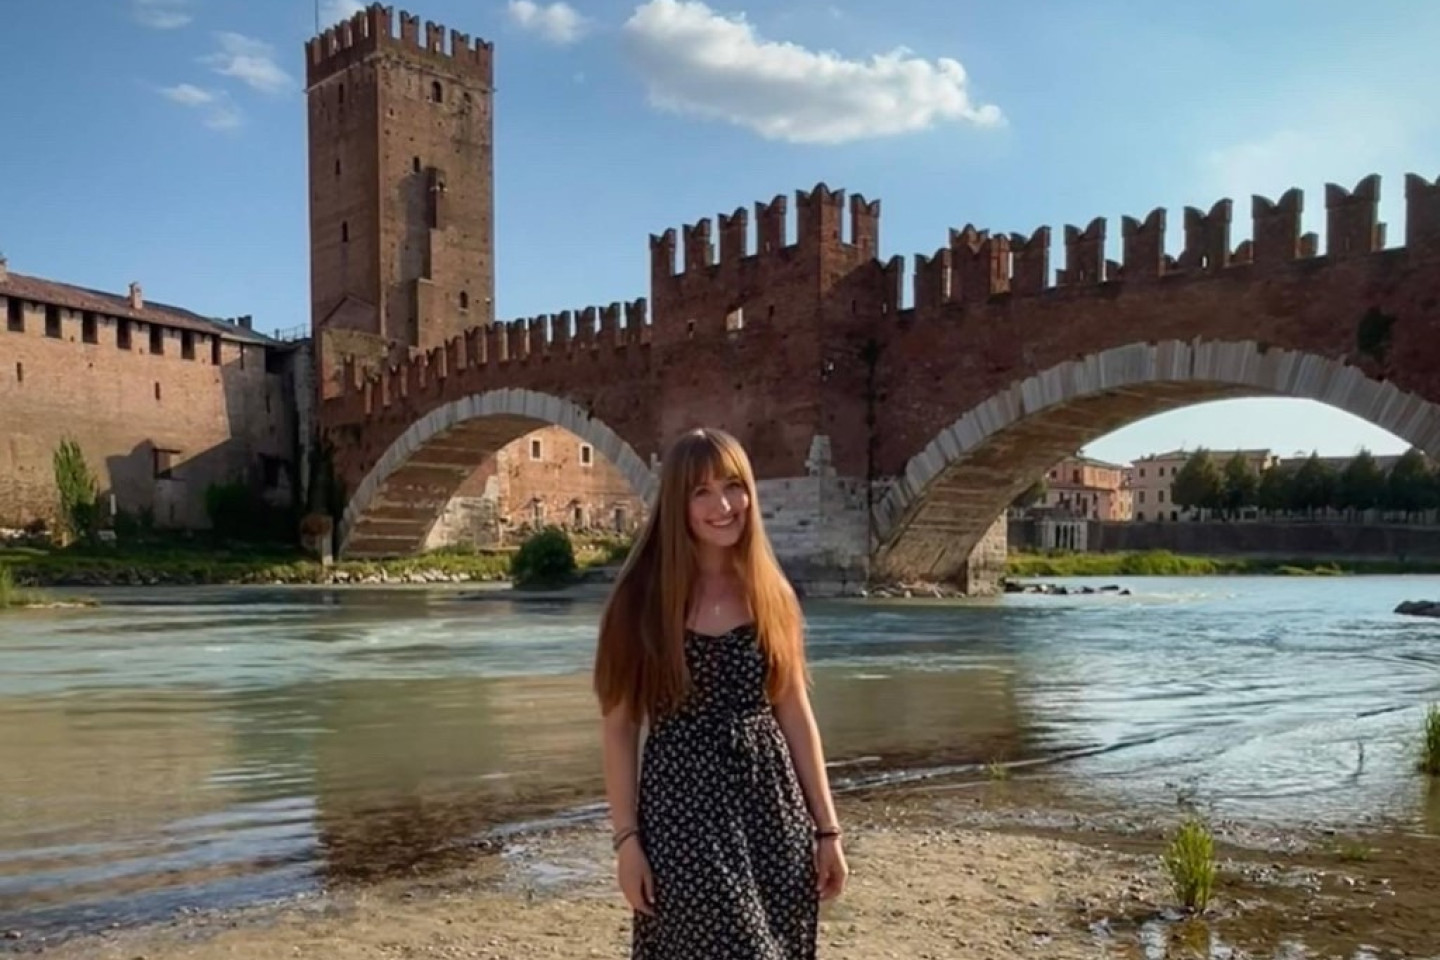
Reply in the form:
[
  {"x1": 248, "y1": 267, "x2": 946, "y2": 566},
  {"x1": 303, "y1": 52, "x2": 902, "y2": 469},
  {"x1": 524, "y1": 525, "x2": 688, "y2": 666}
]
[{"x1": 431, "y1": 80, "x2": 443, "y2": 103}]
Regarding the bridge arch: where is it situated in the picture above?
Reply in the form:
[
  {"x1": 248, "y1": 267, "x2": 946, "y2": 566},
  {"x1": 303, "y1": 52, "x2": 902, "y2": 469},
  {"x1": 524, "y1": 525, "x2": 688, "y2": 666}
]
[
  {"x1": 338, "y1": 389, "x2": 656, "y2": 558},
  {"x1": 872, "y1": 338, "x2": 1440, "y2": 583}
]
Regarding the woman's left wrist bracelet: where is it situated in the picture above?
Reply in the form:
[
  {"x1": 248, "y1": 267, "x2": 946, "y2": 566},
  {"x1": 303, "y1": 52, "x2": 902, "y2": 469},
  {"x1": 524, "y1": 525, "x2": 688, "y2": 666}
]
[
  {"x1": 814, "y1": 824, "x2": 842, "y2": 839},
  {"x1": 612, "y1": 826, "x2": 641, "y2": 852}
]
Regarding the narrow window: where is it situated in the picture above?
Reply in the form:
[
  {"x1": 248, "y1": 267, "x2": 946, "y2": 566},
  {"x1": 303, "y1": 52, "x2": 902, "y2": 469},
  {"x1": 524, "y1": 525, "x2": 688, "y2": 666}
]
[
  {"x1": 431, "y1": 80, "x2": 443, "y2": 103},
  {"x1": 211, "y1": 336, "x2": 222, "y2": 365},
  {"x1": 82, "y1": 312, "x2": 98, "y2": 344},
  {"x1": 572, "y1": 504, "x2": 584, "y2": 526},
  {"x1": 15, "y1": 362, "x2": 22, "y2": 383},
  {"x1": 5, "y1": 298, "x2": 22, "y2": 332},
  {"x1": 579, "y1": 443, "x2": 593, "y2": 467},
  {"x1": 181, "y1": 331, "x2": 195, "y2": 360},
  {"x1": 338, "y1": 83, "x2": 345, "y2": 104},
  {"x1": 44, "y1": 305, "x2": 61, "y2": 339},
  {"x1": 412, "y1": 156, "x2": 421, "y2": 173},
  {"x1": 154, "y1": 381, "x2": 161, "y2": 401},
  {"x1": 335, "y1": 158, "x2": 342, "y2": 177},
  {"x1": 117, "y1": 319, "x2": 132, "y2": 349},
  {"x1": 530, "y1": 438, "x2": 543, "y2": 461},
  {"x1": 149, "y1": 325, "x2": 163, "y2": 355},
  {"x1": 459, "y1": 291, "x2": 469, "y2": 310},
  {"x1": 341, "y1": 221, "x2": 349, "y2": 243}
]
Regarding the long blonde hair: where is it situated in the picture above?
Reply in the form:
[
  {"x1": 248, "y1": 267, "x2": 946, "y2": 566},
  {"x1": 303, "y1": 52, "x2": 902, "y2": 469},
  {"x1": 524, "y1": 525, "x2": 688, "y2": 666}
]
[{"x1": 592, "y1": 428, "x2": 806, "y2": 723}]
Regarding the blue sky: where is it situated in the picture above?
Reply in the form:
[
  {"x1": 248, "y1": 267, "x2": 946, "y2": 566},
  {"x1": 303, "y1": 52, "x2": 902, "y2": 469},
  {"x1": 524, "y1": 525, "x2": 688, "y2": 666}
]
[{"x1": 1, "y1": 0, "x2": 1436, "y2": 463}]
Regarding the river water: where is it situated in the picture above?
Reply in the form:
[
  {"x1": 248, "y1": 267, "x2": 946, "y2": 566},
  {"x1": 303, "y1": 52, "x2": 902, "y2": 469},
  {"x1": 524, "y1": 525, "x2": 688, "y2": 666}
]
[{"x1": 2, "y1": 576, "x2": 1439, "y2": 939}]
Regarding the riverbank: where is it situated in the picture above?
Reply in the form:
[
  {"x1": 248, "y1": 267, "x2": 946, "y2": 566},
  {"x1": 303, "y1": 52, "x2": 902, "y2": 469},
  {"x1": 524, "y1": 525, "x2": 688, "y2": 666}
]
[
  {"x1": 19, "y1": 784, "x2": 1440, "y2": 959},
  {"x1": 1006, "y1": 548, "x2": 1440, "y2": 578},
  {"x1": 0, "y1": 541, "x2": 623, "y2": 591}
]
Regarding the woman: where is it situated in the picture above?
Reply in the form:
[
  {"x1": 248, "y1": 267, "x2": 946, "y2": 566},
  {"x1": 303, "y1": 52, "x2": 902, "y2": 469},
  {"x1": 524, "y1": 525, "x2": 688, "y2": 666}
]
[{"x1": 593, "y1": 427, "x2": 848, "y2": 958}]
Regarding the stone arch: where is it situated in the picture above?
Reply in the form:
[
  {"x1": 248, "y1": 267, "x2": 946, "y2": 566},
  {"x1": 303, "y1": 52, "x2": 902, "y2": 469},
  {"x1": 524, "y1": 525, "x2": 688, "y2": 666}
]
[
  {"x1": 872, "y1": 339, "x2": 1440, "y2": 583},
  {"x1": 338, "y1": 389, "x2": 656, "y2": 557}
]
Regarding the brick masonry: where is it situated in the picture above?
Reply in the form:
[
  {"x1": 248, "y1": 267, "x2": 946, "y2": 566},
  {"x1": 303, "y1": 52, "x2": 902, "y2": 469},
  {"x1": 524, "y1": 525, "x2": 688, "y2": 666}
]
[
  {"x1": 0, "y1": 289, "x2": 299, "y2": 530},
  {"x1": 425, "y1": 423, "x2": 646, "y2": 547},
  {"x1": 324, "y1": 172, "x2": 1440, "y2": 595}
]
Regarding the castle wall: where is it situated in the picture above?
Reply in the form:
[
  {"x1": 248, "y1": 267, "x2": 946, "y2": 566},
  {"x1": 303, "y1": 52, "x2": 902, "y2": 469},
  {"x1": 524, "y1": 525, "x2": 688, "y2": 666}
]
[
  {"x1": 0, "y1": 296, "x2": 297, "y2": 530},
  {"x1": 425, "y1": 424, "x2": 646, "y2": 548}
]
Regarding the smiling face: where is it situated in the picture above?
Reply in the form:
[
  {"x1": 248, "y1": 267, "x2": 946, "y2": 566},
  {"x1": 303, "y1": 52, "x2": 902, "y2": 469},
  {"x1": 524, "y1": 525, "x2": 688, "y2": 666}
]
[{"x1": 686, "y1": 470, "x2": 751, "y2": 552}]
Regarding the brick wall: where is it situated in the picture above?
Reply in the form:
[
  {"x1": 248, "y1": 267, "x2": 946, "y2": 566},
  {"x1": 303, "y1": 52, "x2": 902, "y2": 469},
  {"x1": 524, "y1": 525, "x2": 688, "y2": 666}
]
[
  {"x1": 0, "y1": 297, "x2": 297, "y2": 530},
  {"x1": 427, "y1": 425, "x2": 647, "y2": 547}
]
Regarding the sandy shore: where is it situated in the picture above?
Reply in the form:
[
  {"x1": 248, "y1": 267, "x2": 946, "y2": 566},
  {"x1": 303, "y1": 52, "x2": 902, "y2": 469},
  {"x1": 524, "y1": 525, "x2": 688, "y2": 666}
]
[{"x1": 19, "y1": 788, "x2": 1440, "y2": 959}]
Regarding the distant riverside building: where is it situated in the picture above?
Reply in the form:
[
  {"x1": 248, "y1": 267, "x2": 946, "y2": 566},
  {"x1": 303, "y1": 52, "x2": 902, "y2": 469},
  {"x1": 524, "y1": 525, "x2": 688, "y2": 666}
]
[
  {"x1": 1126, "y1": 448, "x2": 1278, "y2": 521},
  {"x1": 1040, "y1": 455, "x2": 1132, "y2": 521}
]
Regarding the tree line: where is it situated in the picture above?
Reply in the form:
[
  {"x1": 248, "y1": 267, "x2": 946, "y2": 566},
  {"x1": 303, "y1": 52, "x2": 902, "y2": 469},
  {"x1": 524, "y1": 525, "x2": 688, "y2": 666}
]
[{"x1": 1170, "y1": 448, "x2": 1440, "y2": 520}]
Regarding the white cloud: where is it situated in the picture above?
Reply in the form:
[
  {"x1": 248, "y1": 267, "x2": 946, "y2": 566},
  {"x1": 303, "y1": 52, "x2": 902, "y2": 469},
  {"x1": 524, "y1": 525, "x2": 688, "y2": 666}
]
[
  {"x1": 620, "y1": 0, "x2": 1002, "y2": 145},
  {"x1": 159, "y1": 84, "x2": 243, "y2": 132},
  {"x1": 320, "y1": 0, "x2": 367, "y2": 26},
  {"x1": 507, "y1": 0, "x2": 589, "y2": 46},
  {"x1": 132, "y1": 0, "x2": 192, "y2": 30},
  {"x1": 202, "y1": 33, "x2": 293, "y2": 95}
]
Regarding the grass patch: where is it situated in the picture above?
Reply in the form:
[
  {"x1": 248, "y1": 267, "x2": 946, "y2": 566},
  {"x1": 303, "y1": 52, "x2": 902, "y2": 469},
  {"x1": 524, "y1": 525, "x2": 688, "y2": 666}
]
[
  {"x1": 1420, "y1": 704, "x2": 1440, "y2": 777},
  {"x1": 0, "y1": 566, "x2": 47, "y2": 609},
  {"x1": 1161, "y1": 817, "x2": 1217, "y2": 913},
  {"x1": 1006, "y1": 550, "x2": 1440, "y2": 579}
]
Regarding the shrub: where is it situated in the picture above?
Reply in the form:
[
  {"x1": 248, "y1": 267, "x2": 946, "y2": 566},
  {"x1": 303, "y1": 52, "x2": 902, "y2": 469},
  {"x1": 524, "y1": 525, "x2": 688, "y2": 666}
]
[
  {"x1": 1162, "y1": 817, "x2": 1217, "y2": 912},
  {"x1": 1419, "y1": 704, "x2": 1440, "y2": 777},
  {"x1": 511, "y1": 526, "x2": 577, "y2": 588},
  {"x1": 52, "y1": 437, "x2": 99, "y2": 545}
]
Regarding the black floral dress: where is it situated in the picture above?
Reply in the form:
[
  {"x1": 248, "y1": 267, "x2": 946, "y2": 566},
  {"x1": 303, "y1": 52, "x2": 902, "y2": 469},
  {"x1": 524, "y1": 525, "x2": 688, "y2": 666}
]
[{"x1": 632, "y1": 623, "x2": 818, "y2": 959}]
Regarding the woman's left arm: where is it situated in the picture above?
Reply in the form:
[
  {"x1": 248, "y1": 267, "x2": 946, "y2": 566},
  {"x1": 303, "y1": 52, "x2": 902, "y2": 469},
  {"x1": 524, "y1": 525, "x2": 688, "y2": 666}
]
[{"x1": 772, "y1": 677, "x2": 840, "y2": 832}]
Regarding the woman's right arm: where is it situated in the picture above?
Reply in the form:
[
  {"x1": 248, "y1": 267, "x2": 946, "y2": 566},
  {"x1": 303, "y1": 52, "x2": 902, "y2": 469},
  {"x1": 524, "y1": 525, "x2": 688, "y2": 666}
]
[
  {"x1": 600, "y1": 705, "x2": 641, "y2": 834},
  {"x1": 600, "y1": 705, "x2": 654, "y2": 915}
]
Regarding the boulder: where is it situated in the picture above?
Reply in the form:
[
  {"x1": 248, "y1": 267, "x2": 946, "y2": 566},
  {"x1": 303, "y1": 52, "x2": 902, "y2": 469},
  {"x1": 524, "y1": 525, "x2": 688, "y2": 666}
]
[{"x1": 1395, "y1": 600, "x2": 1440, "y2": 618}]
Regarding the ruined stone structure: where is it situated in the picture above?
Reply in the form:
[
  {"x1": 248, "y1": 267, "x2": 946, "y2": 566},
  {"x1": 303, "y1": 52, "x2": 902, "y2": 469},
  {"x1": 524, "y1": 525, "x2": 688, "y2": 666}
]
[
  {"x1": 0, "y1": 262, "x2": 303, "y2": 530},
  {"x1": 426, "y1": 423, "x2": 644, "y2": 548},
  {"x1": 322, "y1": 171, "x2": 1440, "y2": 595}
]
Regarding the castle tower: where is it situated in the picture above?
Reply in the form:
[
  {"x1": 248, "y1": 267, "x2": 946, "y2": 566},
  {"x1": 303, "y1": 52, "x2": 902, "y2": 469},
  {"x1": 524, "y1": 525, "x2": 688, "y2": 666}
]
[{"x1": 304, "y1": 4, "x2": 494, "y2": 397}]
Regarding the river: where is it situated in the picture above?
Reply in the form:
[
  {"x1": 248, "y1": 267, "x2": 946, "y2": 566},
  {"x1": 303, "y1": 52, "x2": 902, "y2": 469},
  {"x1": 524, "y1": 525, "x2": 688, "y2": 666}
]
[{"x1": 1, "y1": 575, "x2": 1438, "y2": 940}]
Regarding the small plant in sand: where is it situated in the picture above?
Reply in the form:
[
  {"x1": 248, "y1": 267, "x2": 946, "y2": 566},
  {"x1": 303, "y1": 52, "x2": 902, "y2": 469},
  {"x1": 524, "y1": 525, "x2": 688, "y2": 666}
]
[
  {"x1": 985, "y1": 757, "x2": 1010, "y2": 781},
  {"x1": 1161, "y1": 817, "x2": 1216, "y2": 912},
  {"x1": 1419, "y1": 703, "x2": 1440, "y2": 777}
]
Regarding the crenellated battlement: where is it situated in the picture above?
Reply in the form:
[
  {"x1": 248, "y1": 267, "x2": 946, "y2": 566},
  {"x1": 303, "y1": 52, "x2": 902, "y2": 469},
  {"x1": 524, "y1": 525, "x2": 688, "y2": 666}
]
[
  {"x1": 650, "y1": 183, "x2": 881, "y2": 294},
  {"x1": 305, "y1": 3, "x2": 493, "y2": 89},
  {"x1": 328, "y1": 299, "x2": 650, "y2": 418},
  {"x1": 905, "y1": 171, "x2": 1438, "y2": 316}
]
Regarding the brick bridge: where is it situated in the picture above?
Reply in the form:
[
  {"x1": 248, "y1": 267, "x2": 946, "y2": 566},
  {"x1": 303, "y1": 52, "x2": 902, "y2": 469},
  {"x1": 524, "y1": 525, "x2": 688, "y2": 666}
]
[{"x1": 320, "y1": 172, "x2": 1440, "y2": 595}]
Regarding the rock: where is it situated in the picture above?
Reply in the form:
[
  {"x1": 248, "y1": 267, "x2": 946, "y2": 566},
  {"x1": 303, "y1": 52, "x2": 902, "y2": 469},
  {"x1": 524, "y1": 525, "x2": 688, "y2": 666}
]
[{"x1": 1395, "y1": 599, "x2": 1440, "y2": 618}]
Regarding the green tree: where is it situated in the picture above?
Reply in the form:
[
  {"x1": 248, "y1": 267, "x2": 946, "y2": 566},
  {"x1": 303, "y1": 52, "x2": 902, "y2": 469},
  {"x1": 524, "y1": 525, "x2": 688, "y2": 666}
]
[
  {"x1": 1220, "y1": 454, "x2": 1259, "y2": 519},
  {"x1": 1336, "y1": 449, "x2": 1386, "y2": 518},
  {"x1": 1011, "y1": 477, "x2": 1048, "y2": 510},
  {"x1": 511, "y1": 526, "x2": 578, "y2": 588},
  {"x1": 1289, "y1": 452, "x2": 1336, "y2": 516},
  {"x1": 1171, "y1": 450, "x2": 1224, "y2": 516},
  {"x1": 1384, "y1": 448, "x2": 1436, "y2": 518},
  {"x1": 52, "y1": 437, "x2": 99, "y2": 545},
  {"x1": 1256, "y1": 465, "x2": 1292, "y2": 516}
]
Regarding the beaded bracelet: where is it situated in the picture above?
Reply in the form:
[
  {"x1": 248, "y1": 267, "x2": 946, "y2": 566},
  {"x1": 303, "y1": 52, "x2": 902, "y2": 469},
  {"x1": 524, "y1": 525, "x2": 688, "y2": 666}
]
[{"x1": 612, "y1": 826, "x2": 641, "y2": 852}]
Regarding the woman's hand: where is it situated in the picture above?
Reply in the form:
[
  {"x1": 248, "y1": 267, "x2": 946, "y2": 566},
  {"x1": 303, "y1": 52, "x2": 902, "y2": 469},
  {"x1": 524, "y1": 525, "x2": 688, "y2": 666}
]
[
  {"x1": 815, "y1": 835, "x2": 849, "y2": 900},
  {"x1": 617, "y1": 837, "x2": 656, "y2": 915}
]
